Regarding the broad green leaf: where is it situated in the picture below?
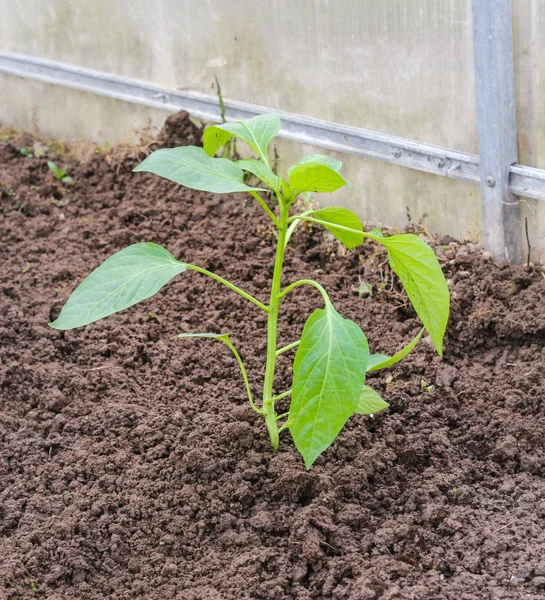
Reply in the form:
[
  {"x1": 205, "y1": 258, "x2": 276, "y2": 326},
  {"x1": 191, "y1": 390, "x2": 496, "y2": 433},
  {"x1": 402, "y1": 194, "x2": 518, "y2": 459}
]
[
  {"x1": 133, "y1": 146, "x2": 264, "y2": 194},
  {"x1": 355, "y1": 385, "x2": 390, "y2": 415},
  {"x1": 203, "y1": 113, "x2": 280, "y2": 163},
  {"x1": 289, "y1": 162, "x2": 349, "y2": 196},
  {"x1": 287, "y1": 154, "x2": 342, "y2": 176},
  {"x1": 311, "y1": 207, "x2": 364, "y2": 249},
  {"x1": 49, "y1": 243, "x2": 186, "y2": 330},
  {"x1": 290, "y1": 305, "x2": 369, "y2": 468},
  {"x1": 367, "y1": 328, "x2": 424, "y2": 372},
  {"x1": 236, "y1": 158, "x2": 281, "y2": 191},
  {"x1": 368, "y1": 233, "x2": 449, "y2": 356}
]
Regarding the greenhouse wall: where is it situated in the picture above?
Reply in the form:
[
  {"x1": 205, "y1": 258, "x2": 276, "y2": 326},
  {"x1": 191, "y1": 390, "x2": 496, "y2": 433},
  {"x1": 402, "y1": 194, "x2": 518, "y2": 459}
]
[{"x1": 0, "y1": 0, "x2": 543, "y2": 257}]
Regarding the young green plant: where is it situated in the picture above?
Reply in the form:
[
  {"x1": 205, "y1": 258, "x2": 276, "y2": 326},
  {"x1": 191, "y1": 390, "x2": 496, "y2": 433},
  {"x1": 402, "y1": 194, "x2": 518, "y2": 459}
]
[
  {"x1": 49, "y1": 113, "x2": 450, "y2": 468},
  {"x1": 48, "y1": 161, "x2": 73, "y2": 184}
]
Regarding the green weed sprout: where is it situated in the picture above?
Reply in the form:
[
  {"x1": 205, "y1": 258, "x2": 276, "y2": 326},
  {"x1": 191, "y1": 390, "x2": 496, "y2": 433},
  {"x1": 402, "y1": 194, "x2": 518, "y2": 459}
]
[
  {"x1": 47, "y1": 161, "x2": 73, "y2": 184},
  {"x1": 49, "y1": 114, "x2": 450, "y2": 468}
]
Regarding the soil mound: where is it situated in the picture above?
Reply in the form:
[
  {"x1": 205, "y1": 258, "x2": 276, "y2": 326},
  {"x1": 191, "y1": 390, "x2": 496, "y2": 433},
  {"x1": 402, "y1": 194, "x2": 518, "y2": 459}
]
[{"x1": 1, "y1": 117, "x2": 544, "y2": 599}]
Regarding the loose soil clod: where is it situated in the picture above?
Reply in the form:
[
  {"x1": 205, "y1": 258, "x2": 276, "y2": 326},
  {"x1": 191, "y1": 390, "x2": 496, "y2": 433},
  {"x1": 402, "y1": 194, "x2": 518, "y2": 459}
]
[{"x1": 1, "y1": 117, "x2": 545, "y2": 599}]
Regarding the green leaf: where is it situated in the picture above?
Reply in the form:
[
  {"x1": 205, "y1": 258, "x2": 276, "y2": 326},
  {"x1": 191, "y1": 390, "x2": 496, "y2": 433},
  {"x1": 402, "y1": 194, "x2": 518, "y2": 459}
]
[
  {"x1": 49, "y1": 243, "x2": 187, "y2": 330},
  {"x1": 366, "y1": 354, "x2": 389, "y2": 370},
  {"x1": 290, "y1": 304, "x2": 369, "y2": 468},
  {"x1": 236, "y1": 158, "x2": 281, "y2": 191},
  {"x1": 368, "y1": 233, "x2": 449, "y2": 356},
  {"x1": 289, "y1": 161, "x2": 349, "y2": 196},
  {"x1": 62, "y1": 176, "x2": 74, "y2": 184},
  {"x1": 367, "y1": 328, "x2": 424, "y2": 372},
  {"x1": 203, "y1": 113, "x2": 280, "y2": 163},
  {"x1": 368, "y1": 226, "x2": 384, "y2": 238},
  {"x1": 177, "y1": 332, "x2": 229, "y2": 341},
  {"x1": 133, "y1": 146, "x2": 264, "y2": 194},
  {"x1": 281, "y1": 178, "x2": 292, "y2": 200},
  {"x1": 355, "y1": 385, "x2": 390, "y2": 415},
  {"x1": 287, "y1": 154, "x2": 342, "y2": 176},
  {"x1": 311, "y1": 207, "x2": 363, "y2": 249}
]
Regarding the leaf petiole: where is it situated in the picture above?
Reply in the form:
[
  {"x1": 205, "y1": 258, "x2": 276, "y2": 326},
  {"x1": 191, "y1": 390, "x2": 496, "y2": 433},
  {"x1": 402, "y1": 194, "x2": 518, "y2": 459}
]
[
  {"x1": 276, "y1": 340, "x2": 300, "y2": 356},
  {"x1": 221, "y1": 336, "x2": 263, "y2": 414},
  {"x1": 249, "y1": 191, "x2": 279, "y2": 227},
  {"x1": 288, "y1": 215, "x2": 366, "y2": 240},
  {"x1": 278, "y1": 279, "x2": 330, "y2": 306},
  {"x1": 177, "y1": 333, "x2": 263, "y2": 415},
  {"x1": 284, "y1": 210, "x2": 312, "y2": 248},
  {"x1": 271, "y1": 389, "x2": 292, "y2": 402},
  {"x1": 186, "y1": 264, "x2": 269, "y2": 312},
  {"x1": 277, "y1": 421, "x2": 292, "y2": 434}
]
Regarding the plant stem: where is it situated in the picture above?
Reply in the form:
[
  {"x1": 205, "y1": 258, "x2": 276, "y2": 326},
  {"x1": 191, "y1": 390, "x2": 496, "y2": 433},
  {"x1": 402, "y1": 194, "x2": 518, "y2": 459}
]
[
  {"x1": 186, "y1": 264, "x2": 269, "y2": 312},
  {"x1": 262, "y1": 202, "x2": 289, "y2": 450}
]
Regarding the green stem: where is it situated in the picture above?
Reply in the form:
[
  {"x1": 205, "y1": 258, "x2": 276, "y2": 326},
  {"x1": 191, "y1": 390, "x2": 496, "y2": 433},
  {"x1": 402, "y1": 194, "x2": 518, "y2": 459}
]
[
  {"x1": 276, "y1": 340, "x2": 300, "y2": 356},
  {"x1": 249, "y1": 191, "x2": 279, "y2": 227},
  {"x1": 186, "y1": 264, "x2": 269, "y2": 313},
  {"x1": 262, "y1": 203, "x2": 289, "y2": 451},
  {"x1": 221, "y1": 337, "x2": 262, "y2": 414},
  {"x1": 279, "y1": 279, "x2": 331, "y2": 306}
]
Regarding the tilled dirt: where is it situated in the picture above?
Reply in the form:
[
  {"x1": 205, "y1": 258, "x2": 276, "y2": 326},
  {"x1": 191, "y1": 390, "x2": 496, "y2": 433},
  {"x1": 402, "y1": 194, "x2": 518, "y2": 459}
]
[{"x1": 1, "y1": 114, "x2": 545, "y2": 599}]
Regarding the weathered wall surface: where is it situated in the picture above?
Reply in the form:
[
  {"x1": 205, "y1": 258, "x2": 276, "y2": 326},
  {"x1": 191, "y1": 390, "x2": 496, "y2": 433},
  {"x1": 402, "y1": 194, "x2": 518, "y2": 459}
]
[
  {"x1": 513, "y1": 2, "x2": 545, "y2": 260},
  {"x1": 0, "y1": 0, "x2": 534, "y2": 249}
]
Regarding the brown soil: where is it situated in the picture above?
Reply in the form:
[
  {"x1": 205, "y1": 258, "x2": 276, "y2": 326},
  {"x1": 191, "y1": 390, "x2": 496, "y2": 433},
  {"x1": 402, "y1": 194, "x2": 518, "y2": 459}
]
[{"x1": 1, "y1": 114, "x2": 545, "y2": 600}]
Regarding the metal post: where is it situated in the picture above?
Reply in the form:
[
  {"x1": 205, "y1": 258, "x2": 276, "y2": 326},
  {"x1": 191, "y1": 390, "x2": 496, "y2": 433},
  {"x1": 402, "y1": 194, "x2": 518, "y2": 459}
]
[{"x1": 472, "y1": 0, "x2": 522, "y2": 263}]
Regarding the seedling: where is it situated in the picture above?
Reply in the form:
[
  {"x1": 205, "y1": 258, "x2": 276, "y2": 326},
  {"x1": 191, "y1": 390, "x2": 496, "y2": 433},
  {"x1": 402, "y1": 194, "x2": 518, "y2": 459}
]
[
  {"x1": 20, "y1": 146, "x2": 46, "y2": 158},
  {"x1": 49, "y1": 113, "x2": 450, "y2": 468},
  {"x1": 47, "y1": 161, "x2": 73, "y2": 184},
  {"x1": 420, "y1": 378, "x2": 436, "y2": 392},
  {"x1": 353, "y1": 277, "x2": 373, "y2": 298},
  {"x1": 95, "y1": 141, "x2": 110, "y2": 154}
]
